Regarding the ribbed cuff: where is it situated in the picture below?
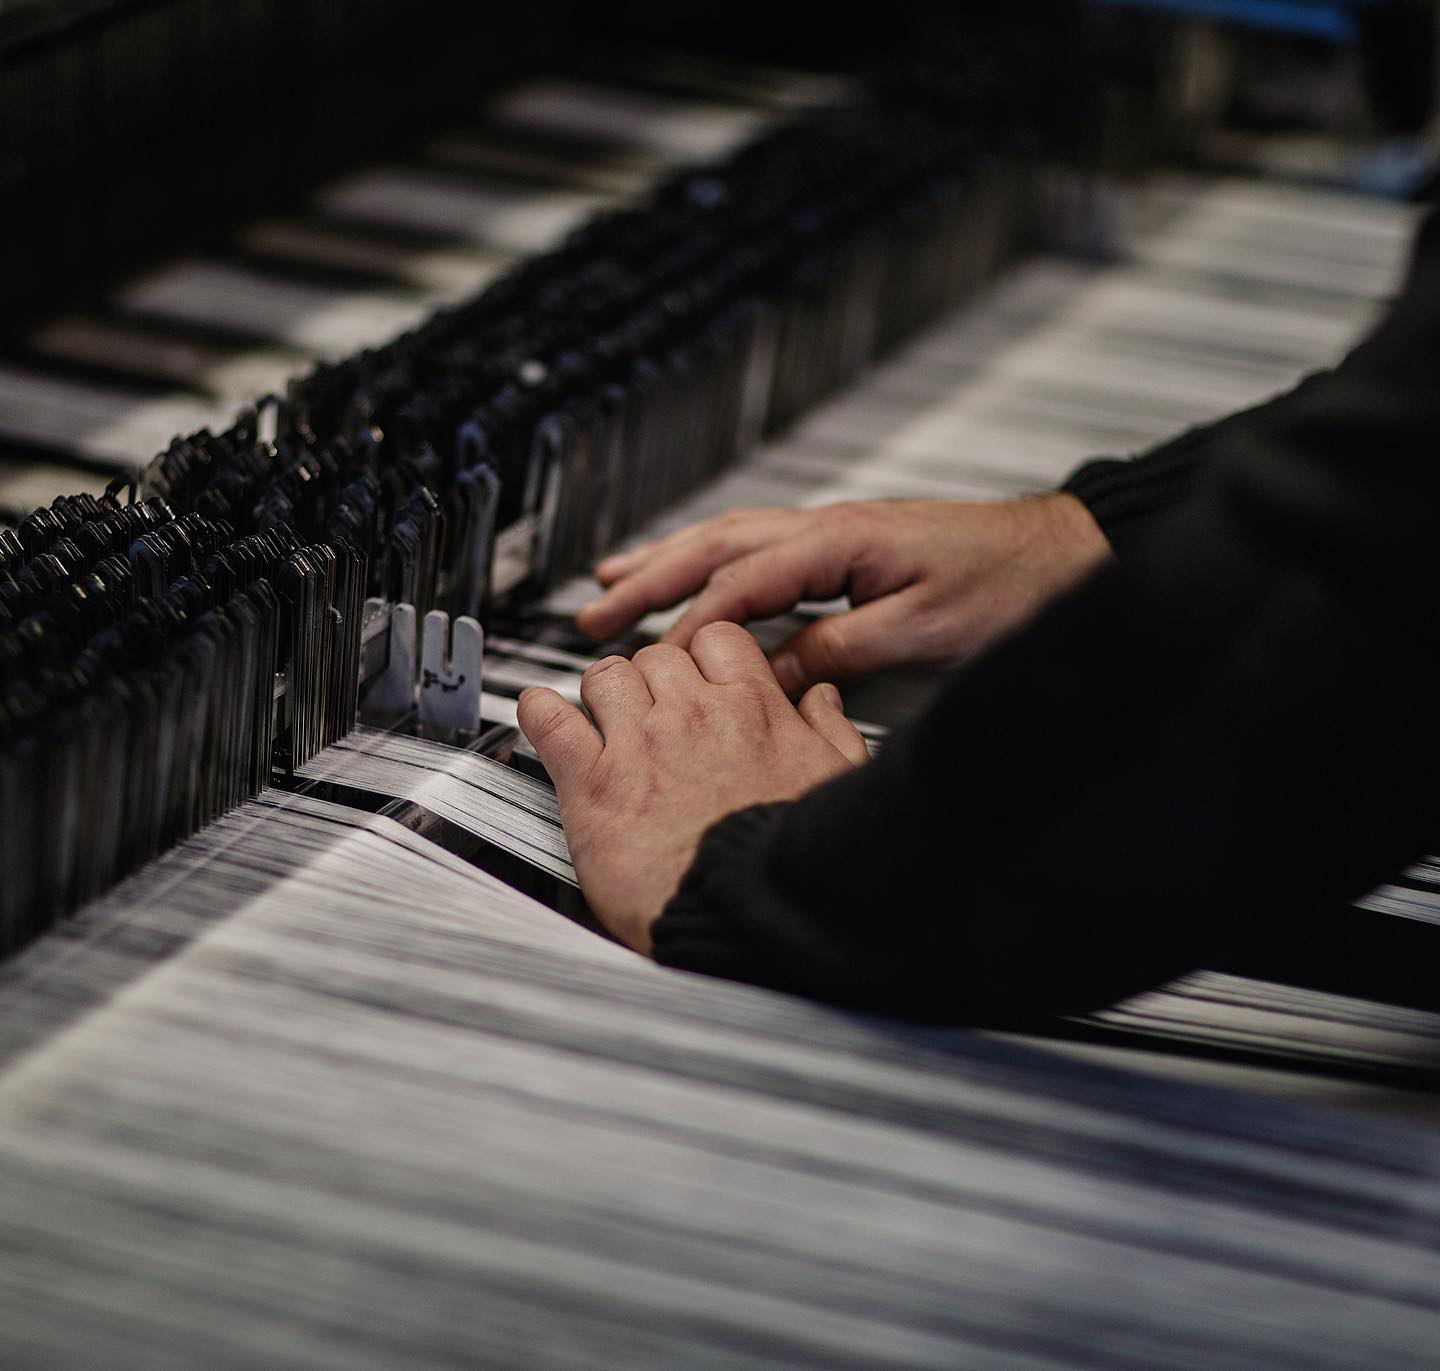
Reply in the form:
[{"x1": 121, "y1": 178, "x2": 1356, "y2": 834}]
[
  {"x1": 652, "y1": 801, "x2": 970, "y2": 1019},
  {"x1": 651, "y1": 803, "x2": 797, "y2": 987},
  {"x1": 653, "y1": 800, "x2": 917, "y2": 1009},
  {"x1": 1061, "y1": 437, "x2": 1209, "y2": 554},
  {"x1": 1063, "y1": 371, "x2": 1332, "y2": 553}
]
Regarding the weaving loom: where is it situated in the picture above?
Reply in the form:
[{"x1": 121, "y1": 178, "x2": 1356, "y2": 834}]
[{"x1": 3, "y1": 3, "x2": 1440, "y2": 1364}]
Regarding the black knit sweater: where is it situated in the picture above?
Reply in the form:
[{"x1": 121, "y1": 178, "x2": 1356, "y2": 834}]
[{"x1": 651, "y1": 199, "x2": 1440, "y2": 1022}]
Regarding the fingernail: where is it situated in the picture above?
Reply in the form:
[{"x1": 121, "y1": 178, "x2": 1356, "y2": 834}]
[{"x1": 821, "y1": 683, "x2": 842, "y2": 710}]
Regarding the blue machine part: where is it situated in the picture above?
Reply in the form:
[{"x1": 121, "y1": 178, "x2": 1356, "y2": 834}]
[{"x1": 1083, "y1": 0, "x2": 1392, "y2": 44}]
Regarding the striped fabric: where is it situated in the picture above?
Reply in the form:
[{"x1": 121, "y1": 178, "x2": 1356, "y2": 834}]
[{"x1": 0, "y1": 791, "x2": 1437, "y2": 1368}]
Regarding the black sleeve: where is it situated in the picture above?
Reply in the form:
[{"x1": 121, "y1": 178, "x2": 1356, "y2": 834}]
[
  {"x1": 1061, "y1": 370, "x2": 1335, "y2": 553},
  {"x1": 651, "y1": 203, "x2": 1440, "y2": 1023},
  {"x1": 1059, "y1": 224, "x2": 1423, "y2": 551}
]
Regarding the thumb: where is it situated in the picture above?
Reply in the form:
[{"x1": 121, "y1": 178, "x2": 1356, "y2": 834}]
[
  {"x1": 796, "y1": 683, "x2": 870, "y2": 766},
  {"x1": 767, "y1": 596, "x2": 910, "y2": 697}
]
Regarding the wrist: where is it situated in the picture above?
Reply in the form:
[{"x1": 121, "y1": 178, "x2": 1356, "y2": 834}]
[
  {"x1": 1007, "y1": 493, "x2": 1113, "y2": 596},
  {"x1": 1042, "y1": 491, "x2": 1113, "y2": 569}
]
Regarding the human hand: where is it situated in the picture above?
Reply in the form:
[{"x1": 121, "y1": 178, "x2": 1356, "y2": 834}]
[
  {"x1": 577, "y1": 494, "x2": 1111, "y2": 696},
  {"x1": 516, "y1": 622, "x2": 867, "y2": 954}
]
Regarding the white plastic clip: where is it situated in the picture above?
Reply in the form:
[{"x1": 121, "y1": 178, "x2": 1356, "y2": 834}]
[
  {"x1": 362, "y1": 601, "x2": 417, "y2": 719},
  {"x1": 419, "y1": 610, "x2": 484, "y2": 733}
]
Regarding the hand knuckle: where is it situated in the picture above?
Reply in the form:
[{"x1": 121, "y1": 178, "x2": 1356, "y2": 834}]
[
  {"x1": 694, "y1": 534, "x2": 727, "y2": 563},
  {"x1": 633, "y1": 642, "x2": 682, "y2": 670},
  {"x1": 736, "y1": 677, "x2": 769, "y2": 706},
  {"x1": 711, "y1": 562, "x2": 746, "y2": 590},
  {"x1": 523, "y1": 698, "x2": 569, "y2": 745},
  {"x1": 754, "y1": 696, "x2": 785, "y2": 733}
]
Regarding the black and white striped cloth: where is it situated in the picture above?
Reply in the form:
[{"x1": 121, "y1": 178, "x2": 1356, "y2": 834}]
[{"x1": 1, "y1": 788, "x2": 1437, "y2": 1368}]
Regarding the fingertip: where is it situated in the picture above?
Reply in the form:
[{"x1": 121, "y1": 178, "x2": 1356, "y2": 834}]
[
  {"x1": 515, "y1": 689, "x2": 540, "y2": 737},
  {"x1": 797, "y1": 682, "x2": 868, "y2": 766},
  {"x1": 770, "y1": 651, "x2": 805, "y2": 698},
  {"x1": 574, "y1": 603, "x2": 607, "y2": 638},
  {"x1": 577, "y1": 594, "x2": 634, "y2": 641},
  {"x1": 517, "y1": 685, "x2": 603, "y2": 783},
  {"x1": 797, "y1": 681, "x2": 839, "y2": 715},
  {"x1": 515, "y1": 683, "x2": 550, "y2": 723}
]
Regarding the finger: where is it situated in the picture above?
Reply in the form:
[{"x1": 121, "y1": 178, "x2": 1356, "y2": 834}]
[
  {"x1": 767, "y1": 591, "x2": 923, "y2": 696},
  {"x1": 593, "y1": 524, "x2": 708, "y2": 583},
  {"x1": 660, "y1": 528, "x2": 855, "y2": 649},
  {"x1": 579, "y1": 545, "x2": 718, "y2": 640},
  {"x1": 517, "y1": 687, "x2": 602, "y2": 789},
  {"x1": 592, "y1": 518, "x2": 723, "y2": 582},
  {"x1": 594, "y1": 507, "x2": 796, "y2": 583},
  {"x1": 580, "y1": 510, "x2": 797, "y2": 639},
  {"x1": 579, "y1": 655, "x2": 653, "y2": 738},
  {"x1": 687, "y1": 621, "x2": 781, "y2": 688},
  {"x1": 593, "y1": 540, "x2": 659, "y2": 586},
  {"x1": 796, "y1": 683, "x2": 870, "y2": 767},
  {"x1": 631, "y1": 641, "x2": 703, "y2": 698}
]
